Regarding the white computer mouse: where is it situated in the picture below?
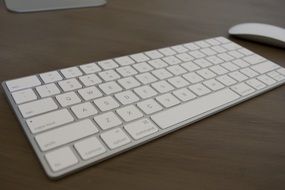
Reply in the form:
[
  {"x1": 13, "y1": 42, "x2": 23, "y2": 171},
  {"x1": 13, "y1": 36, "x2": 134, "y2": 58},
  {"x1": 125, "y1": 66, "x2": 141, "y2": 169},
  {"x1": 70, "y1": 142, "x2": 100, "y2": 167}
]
[{"x1": 229, "y1": 23, "x2": 285, "y2": 48}]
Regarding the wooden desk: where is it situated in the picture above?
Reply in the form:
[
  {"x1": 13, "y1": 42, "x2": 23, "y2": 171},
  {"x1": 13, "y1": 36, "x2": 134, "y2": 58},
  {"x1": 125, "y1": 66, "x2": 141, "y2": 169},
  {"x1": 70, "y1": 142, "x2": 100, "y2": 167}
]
[{"x1": 0, "y1": 0, "x2": 285, "y2": 189}]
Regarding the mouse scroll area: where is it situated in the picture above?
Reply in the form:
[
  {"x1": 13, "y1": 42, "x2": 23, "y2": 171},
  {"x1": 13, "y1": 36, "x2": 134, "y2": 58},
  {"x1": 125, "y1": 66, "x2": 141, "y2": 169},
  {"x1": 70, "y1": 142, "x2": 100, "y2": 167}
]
[{"x1": 229, "y1": 23, "x2": 285, "y2": 48}]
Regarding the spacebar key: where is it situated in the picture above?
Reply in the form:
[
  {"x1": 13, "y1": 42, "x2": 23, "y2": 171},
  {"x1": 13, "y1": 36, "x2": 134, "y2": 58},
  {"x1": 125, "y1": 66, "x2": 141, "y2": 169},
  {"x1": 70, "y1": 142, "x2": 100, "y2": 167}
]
[{"x1": 151, "y1": 88, "x2": 240, "y2": 129}]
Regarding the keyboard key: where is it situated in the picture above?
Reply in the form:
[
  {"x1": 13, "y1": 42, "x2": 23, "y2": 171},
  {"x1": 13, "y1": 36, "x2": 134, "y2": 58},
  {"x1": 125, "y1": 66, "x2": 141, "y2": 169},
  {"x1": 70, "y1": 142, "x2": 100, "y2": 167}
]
[
  {"x1": 58, "y1": 78, "x2": 82, "y2": 92},
  {"x1": 200, "y1": 48, "x2": 216, "y2": 56},
  {"x1": 221, "y1": 62, "x2": 239, "y2": 71},
  {"x1": 176, "y1": 53, "x2": 194, "y2": 62},
  {"x1": 246, "y1": 78, "x2": 266, "y2": 90},
  {"x1": 19, "y1": 98, "x2": 58, "y2": 118},
  {"x1": 137, "y1": 99, "x2": 163, "y2": 114},
  {"x1": 197, "y1": 68, "x2": 216, "y2": 79},
  {"x1": 80, "y1": 63, "x2": 102, "y2": 74},
  {"x1": 151, "y1": 88, "x2": 239, "y2": 129},
  {"x1": 267, "y1": 71, "x2": 285, "y2": 81},
  {"x1": 181, "y1": 62, "x2": 200, "y2": 72},
  {"x1": 184, "y1": 42, "x2": 199, "y2": 51},
  {"x1": 98, "y1": 59, "x2": 118, "y2": 70},
  {"x1": 159, "y1": 47, "x2": 176, "y2": 56},
  {"x1": 115, "y1": 90, "x2": 140, "y2": 105},
  {"x1": 118, "y1": 77, "x2": 141, "y2": 89},
  {"x1": 26, "y1": 109, "x2": 74, "y2": 134},
  {"x1": 117, "y1": 105, "x2": 143, "y2": 122},
  {"x1": 145, "y1": 50, "x2": 164, "y2": 59},
  {"x1": 6, "y1": 75, "x2": 41, "y2": 92},
  {"x1": 163, "y1": 56, "x2": 182, "y2": 65},
  {"x1": 206, "y1": 55, "x2": 224, "y2": 64},
  {"x1": 222, "y1": 43, "x2": 241, "y2": 50},
  {"x1": 257, "y1": 75, "x2": 276, "y2": 85},
  {"x1": 12, "y1": 88, "x2": 37, "y2": 104},
  {"x1": 99, "y1": 70, "x2": 120, "y2": 81},
  {"x1": 183, "y1": 72, "x2": 203, "y2": 83},
  {"x1": 152, "y1": 68, "x2": 173, "y2": 80},
  {"x1": 243, "y1": 54, "x2": 265, "y2": 64},
  {"x1": 56, "y1": 92, "x2": 81, "y2": 107},
  {"x1": 205, "y1": 38, "x2": 220, "y2": 46},
  {"x1": 114, "y1": 56, "x2": 135, "y2": 66},
  {"x1": 101, "y1": 128, "x2": 131, "y2": 149},
  {"x1": 94, "y1": 112, "x2": 122, "y2": 130},
  {"x1": 135, "y1": 72, "x2": 157, "y2": 84},
  {"x1": 156, "y1": 93, "x2": 180, "y2": 108},
  {"x1": 71, "y1": 102, "x2": 98, "y2": 119},
  {"x1": 231, "y1": 83, "x2": 255, "y2": 96},
  {"x1": 133, "y1": 62, "x2": 153, "y2": 73},
  {"x1": 216, "y1": 75, "x2": 237, "y2": 86},
  {"x1": 36, "y1": 119, "x2": 98, "y2": 151},
  {"x1": 194, "y1": 58, "x2": 212, "y2": 68},
  {"x1": 40, "y1": 71, "x2": 63, "y2": 84},
  {"x1": 168, "y1": 76, "x2": 189, "y2": 88},
  {"x1": 195, "y1": 40, "x2": 211, "y2": 48},
  {"x1": 240, "y1": 68, "x2": 258, "y2": 78},
  {"x1": 99, "y1": 81, "x2": 122, "y2": 95},
  {"x1": 148, "y1": 59, "x2": 168, "y2": 69},
  {"x1": 211, "y1": 45, "x2": 227, "y2": 53},
  {"x1": 116, "y1": 66, "x2": 138, "y2": 77},
  {"x1": 124, "y1": 119, "x2": 159, "y2": 140},
  {"x1": 151, "y1": 80, "x2": 174, "y2": 93},
  {"x1": 277, "y1": 68, "x2": 285, "y2": 75},
  {"x1": 217, "y1": 53, "x2": 234, "y2": 61},
  {"x1": 78, "y1": 86, "x2": 102, "y2": 101},
  {"x1": 94, "y1": 96, "x2": 119, "y2": 112},
  {"x1": 229, "y1": 71, "x2": 248, "y2": 82},
  {"x1": 209, "y1": 65, "x2": 228, "y2": 75},
  {"x1": 232, "y1": 59, "x2": 250, "y2": 68},
  {"x1": 188, "y1": 50, "x2": 205, "y2": 58},
  {"x1": 251, "y1": 61, "x2": 279, "y2": 74},
  {"x1": 203, "y1": 79, "x2": 225, "y2": 91},
  {"x1": 171, "y1": 45, "x2": 188, "y2": 53},
  {"x1": 167, "y1": 65, "x2": 187, "y2": 75},
  {"x1": 74, "y1": 136, "x2": 106, "y2": 160},
  {"x1": 61, "y1": 67, "x2": 83, "y2": 78},
  {"x1": 130, "y1": 53, "x2": 150, "y2": 62},
  {"x1": 45, "y1": 147, "x2": 78, "y2": 172},
  {"x1": 134, "y1": 85, "x2": 158, "y2": 99},
  {"x1": 189, "y1": 83, "x2": 211, "y2": 96},
  {"x1": 79, "y1": 74, "x2": 102, "y2": 86},
  {"x1": 173, "y1": 88, "x2": 196, "y2": 102},
  {"x1": 36, "y1": 83, "x2": 60, "y2": 98}
]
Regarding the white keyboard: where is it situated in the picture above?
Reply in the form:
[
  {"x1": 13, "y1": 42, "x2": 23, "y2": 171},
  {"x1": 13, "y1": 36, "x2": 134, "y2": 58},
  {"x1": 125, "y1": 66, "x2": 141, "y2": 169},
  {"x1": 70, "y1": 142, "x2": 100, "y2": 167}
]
[{"x1": 2, "y1": 37, "x2": 285, "y2": 179}]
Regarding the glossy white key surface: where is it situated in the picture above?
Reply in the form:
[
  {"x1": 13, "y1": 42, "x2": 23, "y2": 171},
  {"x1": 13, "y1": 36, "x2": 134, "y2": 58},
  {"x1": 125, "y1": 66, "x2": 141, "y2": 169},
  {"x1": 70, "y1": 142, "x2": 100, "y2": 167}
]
[
  {"x1": 74, "y1": 136, "x2": 106, "y2": 160},
  {"x1": 18, "y1": 98, "x2": 58, "y2": 118},
  {"x1": 94, "y1": 112, "x2": 122, "y2": 130},
  {"x1": 12, "y1": 89, "x2": 37, "y2": 104},
  {"x1": 101, "y1": 128, "x2": 131, "y2": 149},
  {"x1": 26, "y1": 109, "x2": 74, "y2": 134},
  {"x1": 36, "y1": 119, "x2": 98, "y2": 151},
  {"x1": 6, "y1": 75, "x2": 41, "y2": 92},
  {"x1": 2, "y1": 37, "x2": 285, "y2": 179},
  {"x1": 124, "y1": 119, "x2": 158, "y2": 140},
  {"x1": 45, "y1": 147, "x2": 78, "y2": 172},
  {"x1": 40, "y1": 71, "x2": 63, "y2": 84},
  {"x1": 151, "y1": 88, "x2": 240, "y2": 129}
]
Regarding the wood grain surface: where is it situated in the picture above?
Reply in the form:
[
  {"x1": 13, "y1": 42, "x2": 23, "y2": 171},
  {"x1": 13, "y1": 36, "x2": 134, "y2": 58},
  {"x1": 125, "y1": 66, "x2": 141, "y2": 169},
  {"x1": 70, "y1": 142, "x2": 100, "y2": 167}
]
[{"x1": 0, "y1": 0, "x2": 285, "y2": 189}]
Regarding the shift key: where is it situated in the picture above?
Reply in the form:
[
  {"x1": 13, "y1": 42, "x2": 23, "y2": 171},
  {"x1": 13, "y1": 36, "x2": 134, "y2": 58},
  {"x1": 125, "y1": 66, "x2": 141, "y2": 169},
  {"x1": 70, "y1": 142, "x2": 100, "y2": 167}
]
[{"x1": 36, "y1": 119, "x2": 98, "y2": 151}]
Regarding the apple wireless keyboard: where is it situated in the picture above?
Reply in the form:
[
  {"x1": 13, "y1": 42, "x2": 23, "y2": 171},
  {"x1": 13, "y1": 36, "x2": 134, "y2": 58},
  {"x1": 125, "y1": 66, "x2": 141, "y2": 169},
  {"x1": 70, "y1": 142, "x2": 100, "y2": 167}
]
[{"x1": 2, "y1": 37, "x2": 285, "y2": 179}]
